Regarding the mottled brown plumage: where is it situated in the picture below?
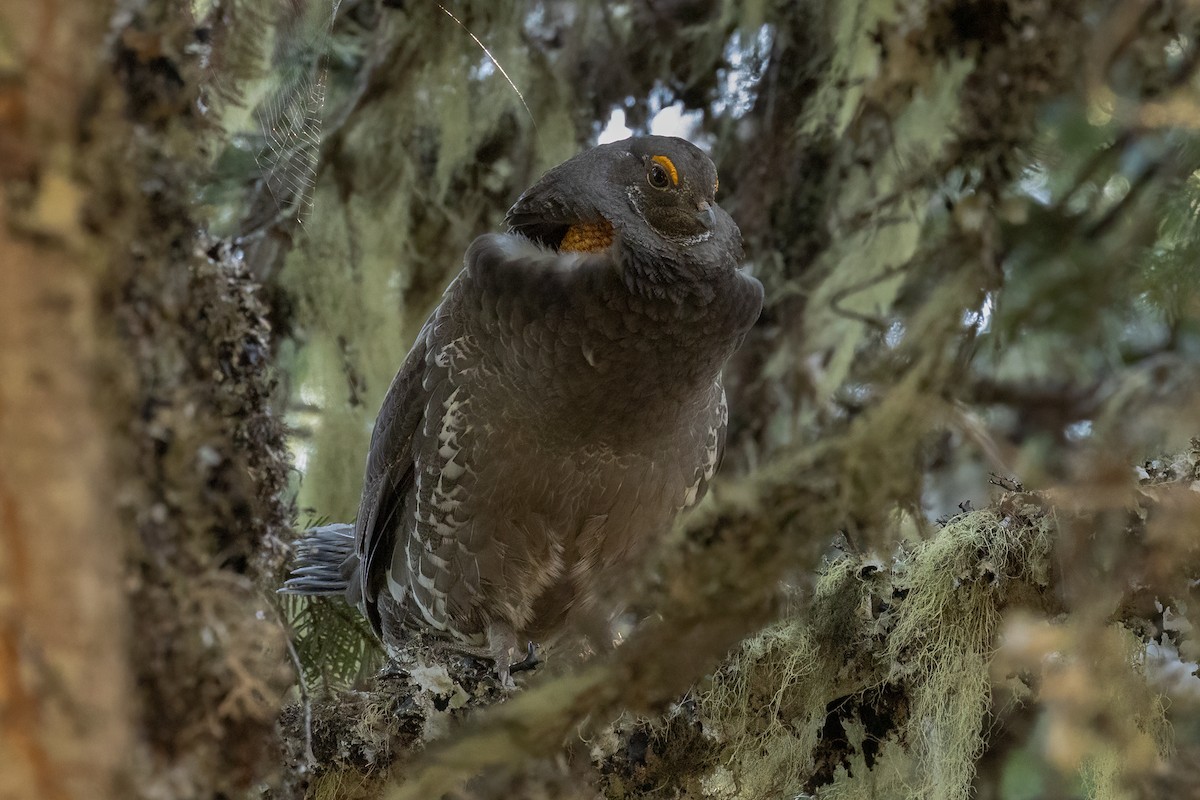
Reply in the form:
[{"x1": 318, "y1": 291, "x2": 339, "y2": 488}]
[{"x1": 284, "y1": 136, "x2": 763, "y2": 684}]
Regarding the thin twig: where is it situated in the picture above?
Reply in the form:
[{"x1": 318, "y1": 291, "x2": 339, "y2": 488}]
[{"x1": 279, "y1": 604, "x2": 316, "y2": 767}]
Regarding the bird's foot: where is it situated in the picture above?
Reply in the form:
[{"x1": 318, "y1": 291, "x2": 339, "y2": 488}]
[
  {"x1": 509, "y1": 641, "x2": 540, "y2": 674},
  {"x1": 485, "y1": 621, "x2": 522, "y2": 691},
  {"x1": 377, "y1": 660, "x2": 409, "y2": 680}
]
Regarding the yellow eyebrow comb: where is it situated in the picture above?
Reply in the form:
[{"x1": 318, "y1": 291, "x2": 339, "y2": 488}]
[{"x1": 651, "y1": 155, "x2": 679, "y2": 186}]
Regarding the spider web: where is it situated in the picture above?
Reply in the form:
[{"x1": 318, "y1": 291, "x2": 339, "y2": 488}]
[{"x1": 252, "y1": 0, "x2": 342, "y2": 225}]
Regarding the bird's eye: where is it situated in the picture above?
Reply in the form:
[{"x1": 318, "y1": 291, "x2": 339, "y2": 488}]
[
  {"x1": 648, "y1": 163, "x2": 671, "y2": 189},
  {"x1": 647, "y1": 154, "x2": 678, "y2": 190}
]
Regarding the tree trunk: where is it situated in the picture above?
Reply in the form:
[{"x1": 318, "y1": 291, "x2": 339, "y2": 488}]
[
  {"x1": 0, "y1": 4, "x2": 132, "y2": 799},
  {"x1": 2, "y1": 3, "x2": 297, "y2": 798}
]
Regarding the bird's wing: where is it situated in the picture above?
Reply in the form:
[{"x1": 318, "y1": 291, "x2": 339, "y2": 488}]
[
  {"x1": 353, "y1": 237, "x2": 616, "y2": 637},
  {"x1": 682, "y1": 381, "x2": 729, "y2": 511},
  {"x1": 351, "y1": 309, "x2": 439, "y2": 633},
  {"x1": 421, "y1": 235, "x2": 617, "y2": 631}
]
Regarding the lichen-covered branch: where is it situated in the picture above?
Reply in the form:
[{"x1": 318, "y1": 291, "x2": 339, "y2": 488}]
[
  {"x1": 276, "y1": 447, "x2": 1198, "y2": 799},
  {"x1": 103, "y1": 4, "x2": 300, "y2": 795}
]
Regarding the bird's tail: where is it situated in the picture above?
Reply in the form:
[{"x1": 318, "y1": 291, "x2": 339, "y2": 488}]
[{"x1": 280, "y1": 523, "x2": 357, "y2": 596}]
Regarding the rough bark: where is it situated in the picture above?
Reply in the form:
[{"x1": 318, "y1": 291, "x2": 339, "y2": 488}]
[
  {"x1": 2, "y1": 2, "x2": 297, "y2": 798},
  {"x1": 0, "y1": 4, "x2": 133, "y2": 800}
]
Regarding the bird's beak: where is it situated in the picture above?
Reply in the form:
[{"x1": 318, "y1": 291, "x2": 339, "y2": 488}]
[{"x1": 696, "y1": 201, "x2": 716, "y2": 231}]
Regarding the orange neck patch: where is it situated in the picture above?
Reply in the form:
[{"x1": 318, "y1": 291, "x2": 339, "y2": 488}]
[{"x1": 559, "y1": 219, "x2": 615, "y2": 253}]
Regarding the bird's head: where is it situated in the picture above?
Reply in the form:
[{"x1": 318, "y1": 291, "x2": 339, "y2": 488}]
[{"x1": 505, "y1": 136, "x2": 737, "y2": 271}]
